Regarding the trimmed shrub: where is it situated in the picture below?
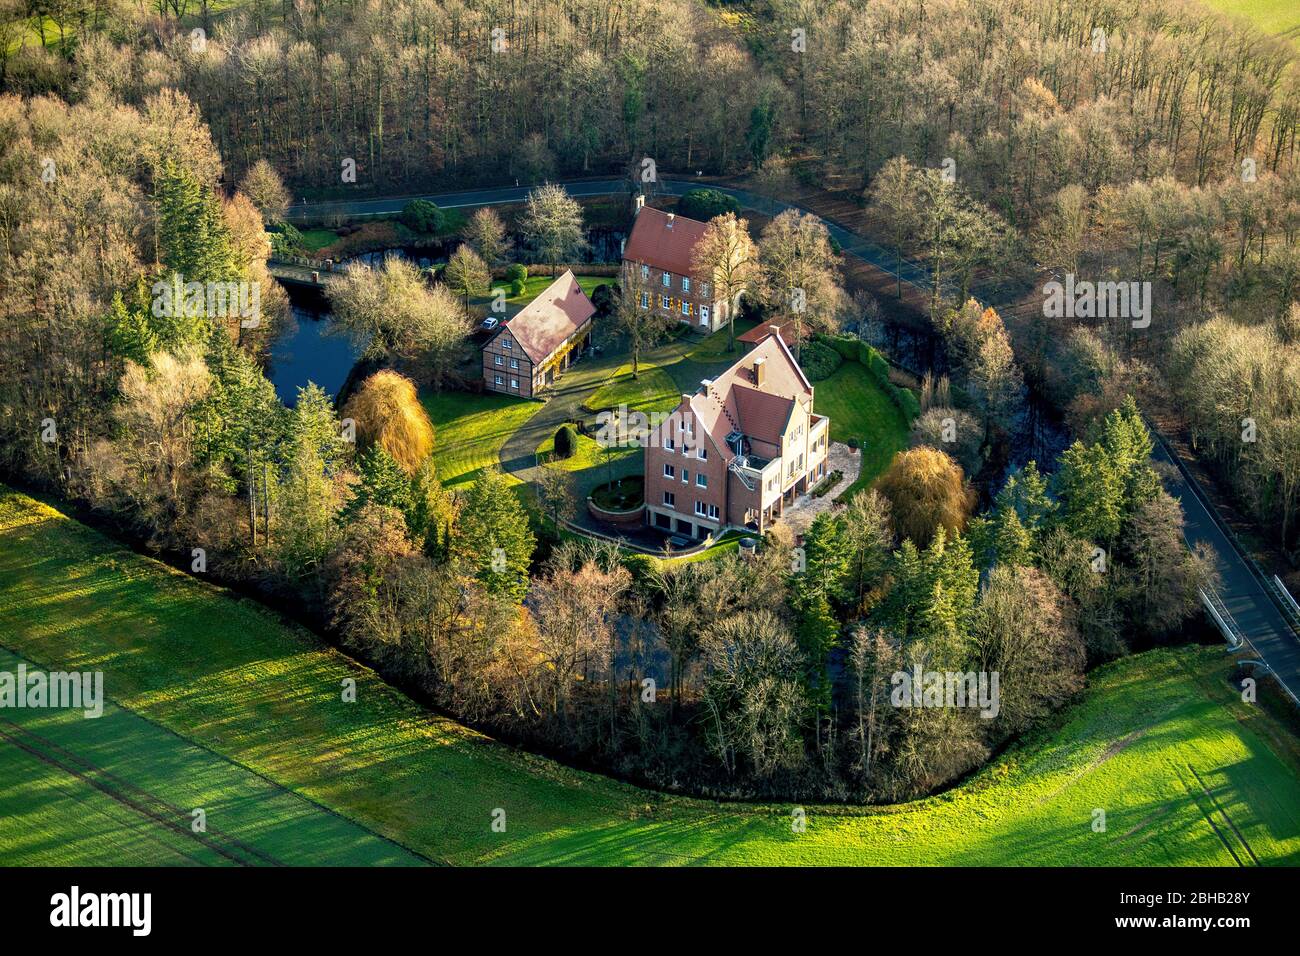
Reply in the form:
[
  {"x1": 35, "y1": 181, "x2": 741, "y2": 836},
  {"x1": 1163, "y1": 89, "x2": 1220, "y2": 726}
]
[
  {"x1": 816, "y1": 333, "x2": 920, "y2": 420},
  {"x1": 510, "y1": 278, "x2": 526, "y2": 296},
  {"x1": 799, "y1": 340, "x2": 842, "y2": 382},
  {"x1": 269, "y1": 222, "x2": 304, "y2": 257},
  {"x1": 811, "y1": 470, "x2": 843, "y2": 498},
  {"x1": 400, "y1": 199, "x2": 443, "y2": 234},
  {"x1": 554, "y1": 423, "x2": 579, "y2": 459},
  {"x1": 505, "y1": 263, "x2": 528, "y2": 283},
  {"x1": 677, "y1": 188, "x2": 741, "y2": 222}
]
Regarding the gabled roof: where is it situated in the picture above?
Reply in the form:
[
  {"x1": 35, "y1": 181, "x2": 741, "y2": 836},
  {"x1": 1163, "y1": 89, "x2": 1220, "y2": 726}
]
[
  {"x1": 622, "y1": 205, "x2": 710, "y2": 277},
  {"x1": 491, "y1": 270, "x2": 595, "y2": 363},
  {"x1": 667, "y1": 329, "x2": 814, "y2": 460},
  {"x1": 731, "y1": 384, "x2": 795, "y2": 445}
]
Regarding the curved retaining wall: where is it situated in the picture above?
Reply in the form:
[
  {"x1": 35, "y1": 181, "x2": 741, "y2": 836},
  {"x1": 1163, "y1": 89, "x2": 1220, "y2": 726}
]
[{"x1": 587, "y1": 498, "x2": 645, "y2": 529}]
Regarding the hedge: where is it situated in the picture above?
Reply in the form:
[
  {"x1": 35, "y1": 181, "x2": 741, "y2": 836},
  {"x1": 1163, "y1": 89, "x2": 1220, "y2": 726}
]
[{"x1": 816, "y1": 333, "x2": 921, "y2": 420}]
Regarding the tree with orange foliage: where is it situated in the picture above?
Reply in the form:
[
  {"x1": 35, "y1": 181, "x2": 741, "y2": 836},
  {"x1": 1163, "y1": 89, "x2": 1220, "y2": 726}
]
[
  {"x1": 876, "y1": 447, "x2": 976, "y2": 547},
  {"x1": 340, "y1": 369, "x2": 434, "y2": 473}
]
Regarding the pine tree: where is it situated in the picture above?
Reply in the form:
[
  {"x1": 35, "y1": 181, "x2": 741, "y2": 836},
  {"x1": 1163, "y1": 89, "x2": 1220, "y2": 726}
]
[
  {"x1": 348, "y1": 446, "x2": 414, "y2": 520},
  {"x1": 104, "y1": 292, "x2": 156, "y2": 365},
  {"x1": 1055, "y1": 440, "x2": 1124, "y2": 545},
  {"x1": 453, "y1": 469, "x2": 536, "y2": 602}
]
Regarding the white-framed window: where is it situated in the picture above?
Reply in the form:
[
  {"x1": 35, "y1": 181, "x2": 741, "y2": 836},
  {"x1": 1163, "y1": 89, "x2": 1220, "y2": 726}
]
[
  {"x1": 708, "y1": 504, "x2": 719, "y2": 520},
  {"x1": 696, "y1": 473, "x2": 707, "y2": 488},
  {"x1": 510, "y1": 378, "x2": 519, "y2": 390},
  {"x1": 494, "y1": 375, "x2": 504, "y2": 386},
  {"x1": 639, "y1": 292, "x2": 649, "y2": 309},
  {"x1": 700, "y1": 305, "x2": 710, "y2": 324},
  {"x1": 701, "y1": 282, "x2": 711, "y2": 298},
  {"x1": 495, "y1": 355, "x2": 503, "y2": 366},
  {"x1": 663, "y1": 491, "x2": 675, "y2": 507},
  {"x1": 663, "y1": 463, "x2": 675, "y2": 479},
  {"x1": 681, "y1": 301, "x2": 690, "y2": 316},
  {"x1": 682, "y1": 276, "x2": 690, "y2": 293},
  {"x1": 682, "y1": 468, "x2": 689, "y2": 484},
  {"x1": 641, "y1": 263, "x2": 650, "y2": 280},
  {"x1": 694, "y1": 500, "x2": 706, "y2": 517},
  {"x1": 662, "y1": 272, "x2": 671, "y2": 287},
  {"x1": 698, "y1": 446, "x2": 708, "y2": 460},
  {"x1": 503, "y1": 338, "x2": 512, "y2": 350},
  {"x1": 661, "y1": 295, "x2": 671, "y2": 310},
  {"x1": 664, "y1": 436, "x2": 674, "y2": 451},
  {"x1": 510, "y1": 358, "x2": 519, "y2": 370}
]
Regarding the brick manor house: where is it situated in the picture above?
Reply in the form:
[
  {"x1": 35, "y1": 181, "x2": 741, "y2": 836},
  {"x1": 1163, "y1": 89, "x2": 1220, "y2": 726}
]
[
  {"x1": 621, "y1": 201, "x2": 733, "y2": 333},
  {"x1": 643, "y1": 328, "x2": 831, "y2": 540}
]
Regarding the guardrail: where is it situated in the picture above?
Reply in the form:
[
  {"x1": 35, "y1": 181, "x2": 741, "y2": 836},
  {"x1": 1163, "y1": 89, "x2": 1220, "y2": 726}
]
[
  {"x1": 1146, "y1": 423, "x2": 1300, "y2": 634},
  {"x1": 1269, "y1": 575, "x2": 1300, "y2": 631},
  {"x1": 1200, "y1": 587, "x2": 1245, "y2": 649}
]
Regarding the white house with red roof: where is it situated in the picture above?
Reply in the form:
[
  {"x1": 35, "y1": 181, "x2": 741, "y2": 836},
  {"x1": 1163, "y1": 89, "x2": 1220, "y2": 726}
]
[
  {"x1": 642, "y1": 328, "x2": 831, "y2": 541},
  {"x1": 621, "y1": 203, "x2": 732, "y2": 332},
  {"x1": 481, "y1": 270, "x2": 595, "y2": 398}
]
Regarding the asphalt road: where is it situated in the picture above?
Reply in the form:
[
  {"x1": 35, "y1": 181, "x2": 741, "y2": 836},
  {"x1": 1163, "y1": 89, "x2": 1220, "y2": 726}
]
[
  {"x1": 287, "y1": 177, "x2": 1300, "y2": 702},
  {"x1": 285, "y1": 178, "x2": 981, "y2": 300},
  {"x1": 1154, "y1": 440, "x2": 1300, "y2": 703}
]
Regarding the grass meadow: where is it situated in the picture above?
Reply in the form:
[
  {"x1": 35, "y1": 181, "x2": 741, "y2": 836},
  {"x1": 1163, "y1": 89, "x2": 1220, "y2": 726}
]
[{"x1": 1, "y1": 487, "x2": 1298, "y2": 866}]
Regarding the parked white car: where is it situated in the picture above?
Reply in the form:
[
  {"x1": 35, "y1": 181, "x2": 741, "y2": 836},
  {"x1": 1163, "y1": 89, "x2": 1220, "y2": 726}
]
[{"x1": 481, "y1": 316, "x2": 499, "y2": 331}]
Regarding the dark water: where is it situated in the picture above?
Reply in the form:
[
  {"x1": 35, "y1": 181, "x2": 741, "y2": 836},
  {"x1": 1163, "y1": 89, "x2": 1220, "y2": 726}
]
[{"x1": 267, "y1": 301, "x2": 362, "y2": 407}]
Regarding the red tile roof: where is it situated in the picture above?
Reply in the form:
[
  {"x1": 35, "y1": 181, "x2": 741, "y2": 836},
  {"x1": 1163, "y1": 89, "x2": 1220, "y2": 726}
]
[
  {"x1": 496, "y1": 270, "x2": 595, "y2": 363},
  {"x1": 622, "y1": 205, "x2": 710, "y2": 277},
  {"x1": 737, "y1": 323, "x2": 794, "y2": 346},
  {"x1": 685, "y1": 329, "x2": 814, "y2": 458},
  {"x1": 731, "y1": 383, "x2": 795, "y2": 445}
]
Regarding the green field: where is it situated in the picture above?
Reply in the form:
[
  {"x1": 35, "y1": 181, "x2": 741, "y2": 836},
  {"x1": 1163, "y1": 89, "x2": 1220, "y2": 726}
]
[
  {"x1": 1, "y1": 486, "x2": 1298, "y2": 866},
  {"x1": 1201, "y1": 0, "x2": 1300, "y2": 41},
  {"x1": 812, "y1": 359, "x2": 912, "y2": 496}
]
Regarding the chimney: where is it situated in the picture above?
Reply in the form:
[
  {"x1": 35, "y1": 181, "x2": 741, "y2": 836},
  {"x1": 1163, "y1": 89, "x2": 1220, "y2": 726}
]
[
  {"x1": 753, "y1": 357, "x2": 766, "y2": 388},
  {"x1": 698, "y1": 378, "x2": 713, "y2": 394},
  {"x1": 633, "y1": 194, "x2": 645, "y2": 216}
]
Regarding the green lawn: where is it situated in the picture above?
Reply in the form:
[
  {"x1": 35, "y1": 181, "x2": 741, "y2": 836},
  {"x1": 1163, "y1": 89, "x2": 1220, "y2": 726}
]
[
  {"x1": 422, "y1": 389, "x2": 539, "y2": 487},
  {"x1": 685, "y1": 319, "x2": 758, "y2": 361},
  {"x1": 0, "y1": 648, "x2": 422, "y2": 866},
  {"x1": 813, "y1": 360, "x2": 912, "y2": 497},
  {"x1": 477, "y1": 274, "x2": 614, "y2": 314},
  {"x1": 536, "y1": 431, "x2": 636, "y2": 473},
  {"x1": 584, "y1": 361, "x2": 681, "y2": 417},
  {"x1": 297, "y1": 228, "x2": 339, "y2": 252},
  {"x1": 1, "y1": 486, "x2": 1298, "y2": 866},
  {"x1": 1200, "y1": 0, "x2": 1300, "y2": 40}
]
